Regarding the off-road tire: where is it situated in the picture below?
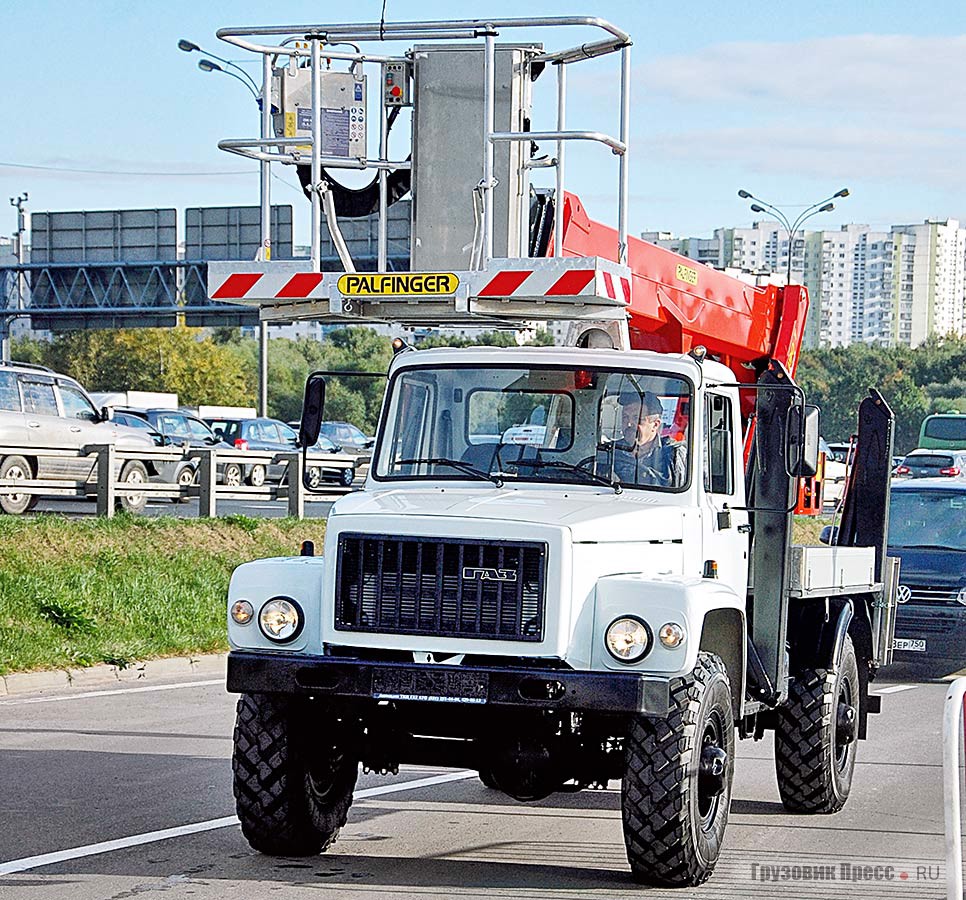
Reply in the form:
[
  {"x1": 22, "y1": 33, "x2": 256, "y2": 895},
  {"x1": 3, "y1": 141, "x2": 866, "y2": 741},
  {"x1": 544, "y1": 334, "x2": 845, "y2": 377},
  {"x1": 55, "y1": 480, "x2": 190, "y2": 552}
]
[
  {"x1": 232, "y1": 692, "x2": 358, "y2": 857},
  {"x1": 116, "y1": 460, "x2": 149, "y2": 514},
  {"x1": 0, "y1": 455, "x2": 37, "y2": 515},
  {"x1": 775, "y1": 634, "x2": 859, "y2": 813},
  {"x1": 622, "y1": 652, "x2": 734, "y2": 887}
]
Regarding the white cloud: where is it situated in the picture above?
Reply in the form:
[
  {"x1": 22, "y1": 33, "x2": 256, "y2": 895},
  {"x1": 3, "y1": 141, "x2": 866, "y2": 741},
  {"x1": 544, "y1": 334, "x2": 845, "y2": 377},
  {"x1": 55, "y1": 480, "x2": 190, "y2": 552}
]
[
  {"x1": 639, "y1": 123, "x2": 966, "y2": 189},
  {"x1": 636, "y1": 34, "x2": 966, "y2": 129}
]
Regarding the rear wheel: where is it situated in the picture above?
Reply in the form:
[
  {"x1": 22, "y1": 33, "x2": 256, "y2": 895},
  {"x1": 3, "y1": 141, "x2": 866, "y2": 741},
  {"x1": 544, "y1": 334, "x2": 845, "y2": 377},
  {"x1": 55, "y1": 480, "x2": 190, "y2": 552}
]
[
  {"x1": 775, "y1": 634, "x2": 859, "y2": 813},
  {"x1": 232, "y1": 693, "x2": 358, "y2": 856},
  {"x1": 340, "y1": 466, "x2": 354, "y2": 487},
  {"x1": 116, "y1": 460, "x2": 149, "y2": 514},
  {"x1": 247, "y1": 464, "x2": 266, "y2": 487},
  {"x1": 0, "y1": 455, "x2": 36, "y2": 515},
  {"x1": 172, "y1": 465, "x2": 196, "y2": 504},
  {"x1": 306, "y1": 467, "x2": 322, "y2": 489},
  {"x1": 223, "y1": 463, "x2": 243, "y2": 488},
  {"x1": 622, "y1": 652, "x2": 734, "y2": 887}
]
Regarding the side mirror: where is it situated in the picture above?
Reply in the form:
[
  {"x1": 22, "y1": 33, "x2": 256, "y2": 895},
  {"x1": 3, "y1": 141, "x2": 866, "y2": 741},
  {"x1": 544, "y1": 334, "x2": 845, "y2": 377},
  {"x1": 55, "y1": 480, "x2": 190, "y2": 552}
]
[
  {"x1": 787, "y1": 404, "x2": 820, "y2": 478},
  {"x1": 299, "y1": 373, "x2": 326, "y2": 449},
  {"x1": 100, "y1": 406, "x2": 113, "y2": 423},
  {"x1": 819, "y1": 525, "x2": 838, "y2": 545}
]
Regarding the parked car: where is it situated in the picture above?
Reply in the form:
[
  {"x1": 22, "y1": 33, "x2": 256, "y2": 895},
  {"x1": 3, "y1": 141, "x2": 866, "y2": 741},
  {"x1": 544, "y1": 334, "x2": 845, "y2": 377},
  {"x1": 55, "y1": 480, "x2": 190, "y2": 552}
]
[
  {"x1": 0, "y1": 361, "x2": 158, "y2": 514},
  {"x1": 893, "y1": 449, "x2": 966, "y2": 479},
  {"x1": 112, "y1": 408, "x2": 243, "y2": 497},
  {"x1": 886, "y1": 479, "x2": 966, "y2": 669},
  {"x1": 318, "y1": 421, "x2": 374, "y2": 452},
  {"x1": 819, "y1": 437, "x2": 847, "y2": 506},
  {"x1": 205, "y1": 416, "x2": 355, "y2": 487}
]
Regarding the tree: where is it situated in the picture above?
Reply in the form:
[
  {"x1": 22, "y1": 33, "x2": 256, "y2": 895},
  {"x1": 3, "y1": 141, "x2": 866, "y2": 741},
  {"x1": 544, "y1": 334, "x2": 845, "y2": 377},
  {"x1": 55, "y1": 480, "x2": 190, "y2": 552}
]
[{"x1": 11, "y1": 327, "x2": 251, "y2": 407}]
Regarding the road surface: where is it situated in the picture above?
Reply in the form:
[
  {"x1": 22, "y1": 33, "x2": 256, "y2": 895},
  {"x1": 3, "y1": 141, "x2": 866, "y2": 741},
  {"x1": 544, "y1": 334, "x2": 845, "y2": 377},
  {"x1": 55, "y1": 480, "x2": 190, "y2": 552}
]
[{"x1": 0, "y1": 665, "x2": 954, "y2": 899}]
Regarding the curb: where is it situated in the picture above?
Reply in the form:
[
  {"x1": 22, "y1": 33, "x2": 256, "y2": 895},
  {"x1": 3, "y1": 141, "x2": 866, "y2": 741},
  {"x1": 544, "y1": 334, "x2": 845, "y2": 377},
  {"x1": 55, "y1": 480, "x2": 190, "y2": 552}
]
[{"x1": 0, "y1": 653, "x2": 228, "y2": 698}]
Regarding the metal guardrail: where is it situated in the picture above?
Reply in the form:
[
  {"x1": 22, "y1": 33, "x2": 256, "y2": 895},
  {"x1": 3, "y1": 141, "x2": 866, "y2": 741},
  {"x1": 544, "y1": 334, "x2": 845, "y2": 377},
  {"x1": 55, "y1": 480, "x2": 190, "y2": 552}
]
[
  {"x1": 0, "y1": 444, "x2": 360, "y2": 518},
  {"x1": 944, "y1": 677, "x2": 966, "y2": 900}
]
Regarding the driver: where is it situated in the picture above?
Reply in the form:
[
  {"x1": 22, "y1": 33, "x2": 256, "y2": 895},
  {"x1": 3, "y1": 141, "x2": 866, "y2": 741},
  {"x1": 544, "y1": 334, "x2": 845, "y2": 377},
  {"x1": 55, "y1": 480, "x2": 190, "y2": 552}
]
[{"x1": 599, "y1": 390, "x2": 686, "y2": 487}]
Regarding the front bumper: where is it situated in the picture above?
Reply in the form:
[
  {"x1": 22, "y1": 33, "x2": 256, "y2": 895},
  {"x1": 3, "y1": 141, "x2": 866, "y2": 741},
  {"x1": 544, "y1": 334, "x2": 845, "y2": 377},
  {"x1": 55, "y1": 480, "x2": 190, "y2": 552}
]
[
  {"x1": 894, "y1": 603, "x2": 966, "y2": 663},
  {"x1": 227, "y1": 651, "x2": 671, "y2": 716}
]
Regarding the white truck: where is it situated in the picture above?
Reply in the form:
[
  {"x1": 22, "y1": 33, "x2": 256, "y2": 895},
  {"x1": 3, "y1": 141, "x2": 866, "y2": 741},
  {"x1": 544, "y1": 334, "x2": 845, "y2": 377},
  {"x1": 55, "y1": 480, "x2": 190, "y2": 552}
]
[{"x1": 208, "y1": 15, "x2": 898, "y2": 887}]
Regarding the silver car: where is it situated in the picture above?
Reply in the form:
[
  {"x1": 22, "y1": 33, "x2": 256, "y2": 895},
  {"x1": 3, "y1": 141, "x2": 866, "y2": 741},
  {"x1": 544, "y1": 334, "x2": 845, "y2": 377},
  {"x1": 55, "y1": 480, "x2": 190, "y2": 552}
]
[{"x1": 0, "y1": 361, "x2": 158, "y2": 514}]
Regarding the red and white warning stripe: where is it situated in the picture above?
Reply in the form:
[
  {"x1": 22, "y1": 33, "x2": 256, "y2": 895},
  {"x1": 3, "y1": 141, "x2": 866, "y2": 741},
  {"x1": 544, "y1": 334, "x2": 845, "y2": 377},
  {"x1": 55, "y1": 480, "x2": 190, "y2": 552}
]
[{"x1": 207, "y1": 261, "x2": 631, "y2": 304}]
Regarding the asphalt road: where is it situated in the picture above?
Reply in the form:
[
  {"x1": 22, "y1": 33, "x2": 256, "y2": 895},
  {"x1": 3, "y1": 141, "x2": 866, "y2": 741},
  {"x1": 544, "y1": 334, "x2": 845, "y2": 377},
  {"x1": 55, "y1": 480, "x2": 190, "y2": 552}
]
[{"x1": 0, "y1": 664, "x2": 957, "y2": 900}]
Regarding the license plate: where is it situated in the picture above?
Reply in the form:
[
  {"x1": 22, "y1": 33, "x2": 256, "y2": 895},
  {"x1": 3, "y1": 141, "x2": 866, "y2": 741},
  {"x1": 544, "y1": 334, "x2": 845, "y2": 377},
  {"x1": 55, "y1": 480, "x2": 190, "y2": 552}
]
[
  {"x1": 893, "y1": 638, "x2": 926, "y2": 652},
  {"x1": 372, "y1": 668, "x2": 489, "y2": 704}
]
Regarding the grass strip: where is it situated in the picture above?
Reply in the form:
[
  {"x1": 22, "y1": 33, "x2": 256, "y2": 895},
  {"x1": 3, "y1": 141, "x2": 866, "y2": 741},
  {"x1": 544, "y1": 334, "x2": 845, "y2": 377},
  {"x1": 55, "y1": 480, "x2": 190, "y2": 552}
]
[{"x1": 0, "y1": 514, "x2": 325, "y2": 675}]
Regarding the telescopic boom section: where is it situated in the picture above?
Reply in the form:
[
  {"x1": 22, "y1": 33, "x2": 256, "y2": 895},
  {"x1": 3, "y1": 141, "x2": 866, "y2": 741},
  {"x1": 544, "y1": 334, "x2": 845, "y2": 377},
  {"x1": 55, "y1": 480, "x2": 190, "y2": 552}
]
[{"x1": 554, "y1": 192, "x2": 809, "y2": 422}]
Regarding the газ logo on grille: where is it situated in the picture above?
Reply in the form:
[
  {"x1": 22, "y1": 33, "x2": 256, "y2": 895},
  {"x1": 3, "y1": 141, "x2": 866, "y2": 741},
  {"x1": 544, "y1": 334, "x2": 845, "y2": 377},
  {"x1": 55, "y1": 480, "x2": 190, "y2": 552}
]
[
  {"x1": 896, "y1": 585, "x2": 911, "y2": 604},
  {"x1": 462, "y1": 567, "x2": 518, "y2": 583}
]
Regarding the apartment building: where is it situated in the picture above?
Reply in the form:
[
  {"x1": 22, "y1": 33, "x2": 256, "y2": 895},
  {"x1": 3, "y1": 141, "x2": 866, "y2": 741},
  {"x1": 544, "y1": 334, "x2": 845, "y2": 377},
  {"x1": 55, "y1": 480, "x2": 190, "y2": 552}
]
[{"x1": 643, "y1": 219, "x2": 966, "y2": 349}]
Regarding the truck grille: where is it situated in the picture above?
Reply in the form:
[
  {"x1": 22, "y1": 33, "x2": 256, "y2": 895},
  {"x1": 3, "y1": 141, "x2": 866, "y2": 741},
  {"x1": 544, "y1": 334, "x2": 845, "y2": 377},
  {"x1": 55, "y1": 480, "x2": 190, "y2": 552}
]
[{"x1": 335, "y1": 533, "x2": 547, "y2": 641}]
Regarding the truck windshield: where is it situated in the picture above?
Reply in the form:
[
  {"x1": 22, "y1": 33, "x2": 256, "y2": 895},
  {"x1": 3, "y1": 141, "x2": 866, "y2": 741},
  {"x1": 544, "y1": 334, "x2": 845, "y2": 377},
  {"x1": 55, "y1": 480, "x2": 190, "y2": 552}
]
[
  {"x1": 889, "y1": 489, "x2": 966, "y2": 551},
  {"x1": 375, "y1": 364, "x2": 692, "y2": 491}
]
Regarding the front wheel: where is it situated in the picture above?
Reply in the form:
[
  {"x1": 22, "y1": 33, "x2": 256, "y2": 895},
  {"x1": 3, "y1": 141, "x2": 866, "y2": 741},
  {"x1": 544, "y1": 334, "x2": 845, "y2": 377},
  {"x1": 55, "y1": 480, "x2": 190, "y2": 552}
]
[
  {"x1": 340, "y1": 466, "x2": 354, "y2": 487},
  {"x1": 622, "y1": 652, "x2": 734, "y2": 887},
  {"x1": 774, "y1": 634, "x2": 859, "y2": 813},
  {"x1": 247, "y1": 464, "x2": 266, "y2": 487},
  {"x1": 232, "y1": 693, "x2": 358, "y2": 856},
  {"x1": 116, "y1": 460, "x2": 149, "y2": 514},
  {"x1": 0, "y1": 455, "x2": 36, "y2": 515}
]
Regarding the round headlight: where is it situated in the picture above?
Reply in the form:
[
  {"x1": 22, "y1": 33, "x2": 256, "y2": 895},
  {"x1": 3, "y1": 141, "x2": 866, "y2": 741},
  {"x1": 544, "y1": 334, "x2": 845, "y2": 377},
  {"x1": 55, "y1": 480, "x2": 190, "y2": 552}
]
[
  {"x1": 605, "y1": 616, "x2": 651, "y2": 663},
  {"x1": 659, "y1": 622, "x2": 685, "y2": 649},
  {"x1": 230, "y1": 600, "x2": 254, "y2": 625},
  {"x1": 258, "y1": 597, "x2": 303, "y2": 642}
]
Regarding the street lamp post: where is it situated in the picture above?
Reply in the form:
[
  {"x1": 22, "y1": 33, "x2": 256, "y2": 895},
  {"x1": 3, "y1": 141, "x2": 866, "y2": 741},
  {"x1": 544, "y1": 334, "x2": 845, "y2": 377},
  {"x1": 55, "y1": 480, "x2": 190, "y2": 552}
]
[
  {"x1": 2, "y1": 193, "x2": 28, "y2": 363},
  {"x1": 737, "y1": 187, "x2": 849, "y2": 283},
  {"x1": 181, "y1": 38, "x2": 271, "y2": 417}
]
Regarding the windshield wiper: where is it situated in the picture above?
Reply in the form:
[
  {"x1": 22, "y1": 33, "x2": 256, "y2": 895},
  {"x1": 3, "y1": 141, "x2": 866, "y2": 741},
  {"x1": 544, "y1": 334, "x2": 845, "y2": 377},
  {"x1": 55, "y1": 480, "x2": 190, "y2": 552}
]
[
  {"x1": 521, "y1": 459, "x2": 623, "y2": 494},
  {"x1": 395, "y1": 457, "x2": 502, "y2": 486}
]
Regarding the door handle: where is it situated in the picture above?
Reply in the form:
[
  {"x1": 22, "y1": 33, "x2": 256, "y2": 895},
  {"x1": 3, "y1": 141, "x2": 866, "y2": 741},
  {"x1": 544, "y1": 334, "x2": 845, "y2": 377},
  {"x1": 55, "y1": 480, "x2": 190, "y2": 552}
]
[
  {"x1": 28, "y1": 421, "x2": 41, "y2": 428},
  {"x1": 70, "y1": 426, "x2": 82, "y2": 433},
  {"x1": 737, "y1": 523, "x2": 752, "y2": 534}
]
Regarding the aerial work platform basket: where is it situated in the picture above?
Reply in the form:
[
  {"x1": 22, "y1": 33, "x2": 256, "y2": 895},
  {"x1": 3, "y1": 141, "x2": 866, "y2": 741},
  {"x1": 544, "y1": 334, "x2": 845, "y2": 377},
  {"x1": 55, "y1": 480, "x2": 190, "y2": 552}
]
[{"x1": 207, "y1": 16, "x2": 634, "y2": 333}]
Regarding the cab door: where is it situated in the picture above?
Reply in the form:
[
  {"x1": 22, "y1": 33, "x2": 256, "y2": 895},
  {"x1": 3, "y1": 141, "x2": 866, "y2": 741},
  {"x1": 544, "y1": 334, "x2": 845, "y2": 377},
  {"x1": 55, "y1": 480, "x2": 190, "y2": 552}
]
[
  {"x1": 701, "y1": 392, "x2": 749, "y2": 599},
  {"x1": 21, "y1": 376, "x2": 70, "y2": 478}
]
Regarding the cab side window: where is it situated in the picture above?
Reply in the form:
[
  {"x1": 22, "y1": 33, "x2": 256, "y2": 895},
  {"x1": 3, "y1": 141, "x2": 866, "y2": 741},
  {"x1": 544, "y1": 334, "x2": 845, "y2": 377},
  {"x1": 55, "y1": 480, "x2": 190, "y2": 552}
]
[
  {"x1": 22, "y1": 380, "x2": 58, "y2": 416},
  {"x1": 705, "y1": 394, "x2": 734, "y2": 495},
  {"x1": 0, "y1": 372, "x2": 21, "y2": 411},
  {"x1": 59, "y1": 384, "x2": 98, "y2": 421}
]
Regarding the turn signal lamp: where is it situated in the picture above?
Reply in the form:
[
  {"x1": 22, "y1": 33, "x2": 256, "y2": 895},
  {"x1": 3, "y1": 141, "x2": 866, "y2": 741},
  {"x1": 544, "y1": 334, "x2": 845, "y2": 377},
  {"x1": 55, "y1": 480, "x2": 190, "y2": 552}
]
[
  {"x1": 658, "y1": 623, "x2": 685, "y2": 649},
  {"x1": 230, "y1": 600, "x2": 254, "y2": 625}
]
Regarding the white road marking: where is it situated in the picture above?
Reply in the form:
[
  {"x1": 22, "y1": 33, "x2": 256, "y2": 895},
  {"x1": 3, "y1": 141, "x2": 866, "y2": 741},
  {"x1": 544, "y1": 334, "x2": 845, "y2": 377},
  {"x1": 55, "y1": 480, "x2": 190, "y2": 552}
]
[
  {"x1": 875, "y1": 684, "x2": 918, "y2": 694},
  {"x1": 0, "y1": 770, "x2": 476, "y2": 876},
  {"x1": 0, "y1": 679, "x2": 224, "y2": 706}
]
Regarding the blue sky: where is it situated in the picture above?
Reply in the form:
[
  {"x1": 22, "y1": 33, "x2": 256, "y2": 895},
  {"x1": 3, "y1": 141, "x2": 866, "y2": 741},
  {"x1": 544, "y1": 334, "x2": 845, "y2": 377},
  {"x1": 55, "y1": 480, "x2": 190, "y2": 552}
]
[{"x1": 2, "y1": 0, "x2": 964, "y2": 245}]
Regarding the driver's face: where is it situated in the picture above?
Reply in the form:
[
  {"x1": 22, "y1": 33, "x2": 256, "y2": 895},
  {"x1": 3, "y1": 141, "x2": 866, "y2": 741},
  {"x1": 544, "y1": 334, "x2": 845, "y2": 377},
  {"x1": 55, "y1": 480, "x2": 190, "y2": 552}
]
[{"x1": 621, "y1": 402, "x2": 661, "y2": 446}]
